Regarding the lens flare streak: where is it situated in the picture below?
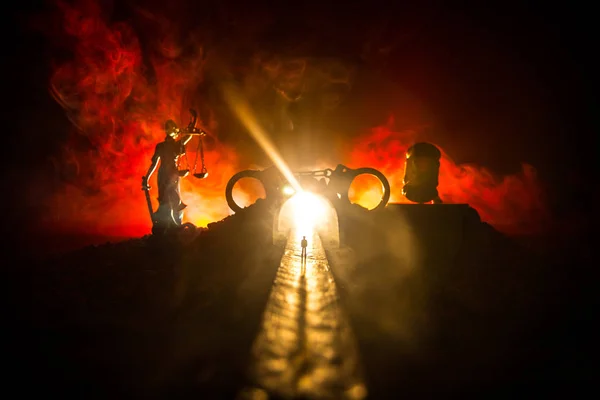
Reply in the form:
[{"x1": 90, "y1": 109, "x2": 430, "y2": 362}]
[{"x1": 221, "y1": 82, "x2": 302, "y2": 192}]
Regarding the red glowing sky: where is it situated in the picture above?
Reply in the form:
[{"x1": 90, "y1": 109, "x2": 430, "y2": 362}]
[{"x1": 34, "y1": 0, "x2": 549, "y2": 237}]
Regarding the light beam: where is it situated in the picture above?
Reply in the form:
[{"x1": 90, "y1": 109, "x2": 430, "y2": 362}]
[{"x1": 221, "y1": 82, "x2": 302, "y2": 192}]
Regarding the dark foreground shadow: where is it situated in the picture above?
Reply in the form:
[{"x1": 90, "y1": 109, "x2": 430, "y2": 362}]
[
  {"x1": 328, "y1": 204, "x2": 593, "y2": 397},
  {"x1": 4, "y1": 201, "x2": 593, "y2": 398},
  {"x1": 5, "y1": 201, "x2": 285, "y2": 399}
]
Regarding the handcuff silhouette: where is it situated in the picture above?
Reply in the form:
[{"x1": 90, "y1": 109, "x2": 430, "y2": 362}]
[{"x1": 225, "y1": 164, "x2": 391, "y2": 213}]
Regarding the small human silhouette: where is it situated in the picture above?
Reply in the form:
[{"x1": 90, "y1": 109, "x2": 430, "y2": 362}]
[
  {"x1": 300, "y1": 236, "x2": 308, "y2": 275},
  {"x1": 301, "y1": 236, "x2": 308, "y2": 261}
]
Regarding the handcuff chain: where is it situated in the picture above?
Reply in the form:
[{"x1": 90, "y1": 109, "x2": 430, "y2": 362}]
[{"x1": 293, "y1": 168, "x2": 333, "y2": 178}]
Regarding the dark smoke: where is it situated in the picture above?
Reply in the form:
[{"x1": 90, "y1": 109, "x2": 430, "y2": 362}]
[{"x1": 20, "y1": 0, "x2": 551, "y2": 237}]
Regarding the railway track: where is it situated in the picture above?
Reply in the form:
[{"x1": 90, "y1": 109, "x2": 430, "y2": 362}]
[{"x1": 240, "y1": 229, "x2": 367, "y2": 399}]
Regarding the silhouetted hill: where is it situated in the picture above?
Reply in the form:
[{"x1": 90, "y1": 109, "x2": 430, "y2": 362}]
[
  {"x1": 329, "y1": 203, "x2": 593, "y2": 396},
  {"x1": 4, "y1": 202, "x2": 593, "y2": 398},
  {"x1": 6, "y1": 200, "x2": 284, "y2": 398}
]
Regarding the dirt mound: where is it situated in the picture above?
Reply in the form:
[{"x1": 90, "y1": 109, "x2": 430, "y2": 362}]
[
  {"x1": 328, "y1": 204, "x2": 592, "y2": 395},
  {"x1": 4, "y1": 201, "x2": 592, "y2": 397},
  {"x1": 6, "y1": 200, "x2": 285, "y2": 398}
]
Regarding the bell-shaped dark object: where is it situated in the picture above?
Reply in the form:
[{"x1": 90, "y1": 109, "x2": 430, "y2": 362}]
[
  {"x1": 193, "y1": 171, "x2": 209, "y2": 179},
  {"x1": 178, "y1": 169, "x2": 190, "y2": 178},
  {"x1": 402, "y1": 142, "x2": 442, "y2": 203}
]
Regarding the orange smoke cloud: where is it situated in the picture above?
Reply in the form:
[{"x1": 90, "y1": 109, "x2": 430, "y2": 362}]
[
  {"x1": 345, "y1": 119, "x2": 549, "y2": 235},
  {"x1": 42, "y1": 0, "x2": 241, "y2": 237},
  {"x1": 41, "y1": 0, "x2": 548, "y2": 239}
]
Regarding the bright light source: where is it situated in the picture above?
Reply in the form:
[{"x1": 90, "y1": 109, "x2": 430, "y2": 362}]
[
  {"x1": 282, "y1": 185, "x2": 295, "y2": 196},
  {"x1": 288, "y1": 191, "x2": 329, "y2": 238}
]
